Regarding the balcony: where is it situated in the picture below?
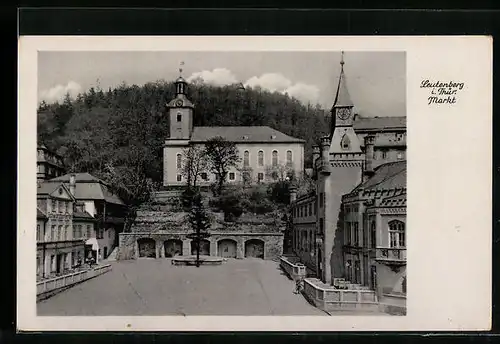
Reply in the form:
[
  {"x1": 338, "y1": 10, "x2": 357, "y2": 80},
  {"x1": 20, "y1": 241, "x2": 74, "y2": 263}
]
[{"x1": 375, "y1": 247, "x2": 406, "y2": 270}]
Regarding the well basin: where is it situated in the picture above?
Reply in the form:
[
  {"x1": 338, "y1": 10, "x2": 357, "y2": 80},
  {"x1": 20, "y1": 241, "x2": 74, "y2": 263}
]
[{"x1": 171, "y1": 255, "x2": 225, "y2": 266}]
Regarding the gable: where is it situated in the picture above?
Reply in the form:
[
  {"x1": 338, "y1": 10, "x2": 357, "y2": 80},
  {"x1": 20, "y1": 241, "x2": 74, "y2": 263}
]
[{"x1": 49, "y1": 184, "x2": 74, "y2": 200}]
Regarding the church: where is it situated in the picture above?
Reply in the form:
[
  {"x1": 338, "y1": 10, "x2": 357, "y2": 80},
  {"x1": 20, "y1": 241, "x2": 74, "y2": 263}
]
[
  {"x1": 162, "y1": 74, "x2": 305, "y2": 188},
  {"x1": 289, "y1": 53, "x2": 407, "y2": 314}
]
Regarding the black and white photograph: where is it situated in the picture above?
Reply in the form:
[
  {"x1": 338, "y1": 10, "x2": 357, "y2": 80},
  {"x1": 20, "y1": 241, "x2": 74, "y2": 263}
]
[{"x1": 18, "y1": 36, "x2": 491, "y2": 331}]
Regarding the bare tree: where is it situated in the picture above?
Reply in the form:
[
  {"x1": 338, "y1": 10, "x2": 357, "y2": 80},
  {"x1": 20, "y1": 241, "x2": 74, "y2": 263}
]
[
  {"x1": 204, "y1": 136, "x2": 240, "y2": 195},
  {"x1": 181, "y1": 145, "x2": 208, "y2": 188}
]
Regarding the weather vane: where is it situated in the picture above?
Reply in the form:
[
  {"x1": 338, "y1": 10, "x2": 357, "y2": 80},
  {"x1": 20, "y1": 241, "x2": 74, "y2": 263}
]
[
  {"x1": 179, "y1": 61, "x2": 185, "y2": 76},
  {"x1": 340, "y1": 51, "x2": 345, "y2": 66}
]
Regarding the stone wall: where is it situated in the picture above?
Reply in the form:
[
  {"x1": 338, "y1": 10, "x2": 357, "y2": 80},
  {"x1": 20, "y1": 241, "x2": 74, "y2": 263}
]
[{"x1": 118, "y1": 231, "x2": 283, "y2": 261}]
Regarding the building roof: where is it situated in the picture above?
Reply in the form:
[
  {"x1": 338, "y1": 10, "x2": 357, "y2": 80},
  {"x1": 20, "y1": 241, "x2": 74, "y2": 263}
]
[
  {"x1": 353, "y1": 116, "x2": 406, "y2": 131},
  {"x1": 352, "y1": 160, "x2": 406, "y2": 193},
  {"x1": 36, "y1": 181, "x2": 75, "y2": 201},
  {"x1": 379, "y1": 193, "x2": 407, "y2": 207},
  {"x1": 73, "y1": 211, "x2": 96, "y2": 220},
  {"x1": 37, "y1": 208, "x2": 47, "y2": 219},
  {"x1": 47, "y1": 173, "x2": 125, "y2": 205},
  {"x1": 190, "y1": 126, "x2": 305, "y2": 143}
]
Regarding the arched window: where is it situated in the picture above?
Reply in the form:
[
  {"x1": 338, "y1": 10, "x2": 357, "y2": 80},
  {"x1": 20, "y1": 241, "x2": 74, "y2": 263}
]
[
  {"x1": 272, "y1": 150, "x2": 278, "y2": 167},
  {"x1": 244, "y1": 150, "x2": 250, "y2": 167},
  {"x1": 389, "y1": 220, "x2": 405, "y2": 248},
  {"x1": 286, "y1": 150, "x2": 293, "y2": 166},
  {"x1": 176, "y1": 154, "x2": 182, "y2": 169},
  {"x1": 176, "y1": 112, "x2": 182, "y2": 122},
  {"x1": 340, "y1": 134, "x2": 351, "y2": 150},
  {"x1": 258, "y1": 150, "x2": 264, "y2": 166}
]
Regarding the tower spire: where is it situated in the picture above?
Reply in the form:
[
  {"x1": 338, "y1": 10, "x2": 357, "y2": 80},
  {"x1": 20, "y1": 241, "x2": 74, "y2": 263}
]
[
  {"x1": 332, "y1": 51, "x2": 354, "y2": 109},
  {"x1": 179, "y1": 61, "x2": 184, "y2": 77}
]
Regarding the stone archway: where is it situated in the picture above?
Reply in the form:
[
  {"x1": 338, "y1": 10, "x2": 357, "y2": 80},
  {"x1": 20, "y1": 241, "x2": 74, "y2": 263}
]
[
  {"x1": 191, "y1": 239, "x2": 210, "y2": 256},
  {"x1": 217, "y1": 239, "x2": 237, "y2": 258},
  {"x1": 244, "y1": 239, "x2": 265, "y2": 259},
  {"x1": 137, "y1": 238, "x2": 156, "y2": 258},
  {"x1": 164, "y1": 239, "x2": 183, "y2": 257}
]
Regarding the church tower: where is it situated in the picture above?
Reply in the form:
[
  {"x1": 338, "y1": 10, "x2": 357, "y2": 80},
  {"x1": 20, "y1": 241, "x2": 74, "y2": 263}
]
[
  {"x1": 166, "y1": 64, "x2": 195, "y2": 140},
  {"x1": 316, "y1": 52, "x2": 365, "y2": 286},
  {"x1": 329, "y1": 52, "x2": 362, "y2": 155},
  {"x1": 163, "y1": 63, "x2": 195, "y2": 187}
]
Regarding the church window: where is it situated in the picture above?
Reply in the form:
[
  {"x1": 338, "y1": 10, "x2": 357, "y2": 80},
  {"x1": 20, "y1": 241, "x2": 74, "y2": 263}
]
[
  {"x1": 258, "y1": 150, "x2": 264, "y2": 166},
  {"x1": 389, "y1": 220, "x2": 405, "y2": 248},
  {"x1": 286, "y1": 150, "x2": 293, "y2": 166},
  {"x1": 229, "y1": 172, "x2": 235, "y2": 180},
  {"x1": 381, "y1": 150, "x2": 387, "y2": 159},
  {"x1": 272, "y1": 150, "x2": 278, "y2": 167},
  {"x1": 340, "y1": 134, "x2": 351, "y2": 150},
  {"x1": 243, "y1": 150, "x2": 250, "y2": 167},
  {"x1": 176, "y1": 154, "x2": 182, "y2": 169},
  {"x1": 176, "y1": 174, "x2": 182, "y2": 182},
  {"x1": 201, "y1": 173, "x2": 208, "y2": 180},
  {"x1": 177, "y1": 113, "x2": 182, "y2": 122}
]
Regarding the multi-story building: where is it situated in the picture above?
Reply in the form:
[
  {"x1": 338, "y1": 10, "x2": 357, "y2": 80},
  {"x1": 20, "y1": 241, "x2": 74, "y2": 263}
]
[
  {"x1": 73, "y1": 202, "x2": 98, "y2": 263},
  {"x1": 46, "y1": 172, "x2": 127, "y2": 260},
  {"x1": 36, "y1": 178, "x2": 85, "y2": 279},
  {"x1": 289, "y1": 53, "x2": 406, "y2": 301},
  {"x1": 37, "y1": 144, "x2": 66, "y2": 181},
  {"x1": 162, "y1": 74, "x2": 305, "y2": 188}
]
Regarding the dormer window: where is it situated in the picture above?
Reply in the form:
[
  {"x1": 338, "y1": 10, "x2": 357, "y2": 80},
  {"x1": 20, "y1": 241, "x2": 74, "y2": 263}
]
[
  {"x1": 270, "y1": 135, "x2": 277, "y2": 140},
  {"x1": 242, "y1": 135, "x2": 249, "y2": 140}
]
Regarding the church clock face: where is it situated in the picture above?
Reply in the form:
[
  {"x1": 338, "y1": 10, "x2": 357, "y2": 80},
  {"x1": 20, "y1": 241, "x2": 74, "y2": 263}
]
[
  {"x1": 175, "y1": 99, "x2": 183, "y2": 107},
  {"x1": 337, "y1": 107, "x2": 351, "y2": 120}
]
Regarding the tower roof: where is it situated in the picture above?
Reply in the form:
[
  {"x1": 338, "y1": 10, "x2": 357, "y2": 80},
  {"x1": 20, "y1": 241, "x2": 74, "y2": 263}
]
[{"x1": 332, "y1": 52, "x2": 354, "y2": 108}]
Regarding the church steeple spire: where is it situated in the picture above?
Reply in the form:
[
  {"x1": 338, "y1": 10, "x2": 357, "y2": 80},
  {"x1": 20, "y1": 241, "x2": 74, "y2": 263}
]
[{"x1": 332, "y1": 51, "x2": 354, "y2": 109}]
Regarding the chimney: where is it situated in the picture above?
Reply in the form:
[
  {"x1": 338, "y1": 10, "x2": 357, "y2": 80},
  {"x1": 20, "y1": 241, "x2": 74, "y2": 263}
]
[
  {"x1": 364, "y1": 135, "x2": 376, "y2": 181},
  {"x1": 69, "y1": 173, "x2": 76, "y2": 197},
  {"x1": 289, "y1": 184, "x2": 297, "y2": 204}
]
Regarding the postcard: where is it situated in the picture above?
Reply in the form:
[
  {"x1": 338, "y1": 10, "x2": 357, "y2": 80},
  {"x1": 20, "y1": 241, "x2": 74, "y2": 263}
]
[{"x1": 18, "y1": 35, "x2": 492, "y2": 331}]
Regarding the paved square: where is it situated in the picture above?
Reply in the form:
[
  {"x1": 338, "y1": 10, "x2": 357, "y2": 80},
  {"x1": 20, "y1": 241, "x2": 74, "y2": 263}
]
[{"x1": 37, "y1": 258, "x2": 327, "y2": 316}]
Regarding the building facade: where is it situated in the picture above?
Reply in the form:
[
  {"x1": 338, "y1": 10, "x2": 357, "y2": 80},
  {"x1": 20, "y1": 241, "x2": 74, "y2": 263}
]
[
  {"x1": 36, "y1": 179, "x2": 85, "y2": 280},
  {"x1": 289, "y1": 54, "x2": 406, "y2": 301},
  {"x1": 37, "y1": 145, "x2": 66, "y2": 181},
  {"x1": 46, "y1": 172, "x2": 127, "y2": 260},
  {"x1": 162, "y1": 76, "x2": 305, "y2": 188}
]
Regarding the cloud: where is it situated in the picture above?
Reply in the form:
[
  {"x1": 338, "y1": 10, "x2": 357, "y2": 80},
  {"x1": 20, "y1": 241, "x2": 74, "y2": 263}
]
[
  {"x1": 187, "y1": 68, "x2": 238, "y2": 86},
  {"x1": 186, "y1": 69, "x2": 320, "y2": 105},
  {"x1": 284, "y1": 82, "x2": 320, "y2": 105},
  {"x1": 39, "y1": 81, "x2": 82, "y2": 103},
  {"x1": 244, "y1": 73, "x2": 292, "y2": 93},
  {"x1": 245, "y1": 73, "x2": 320, "y2": 104}
]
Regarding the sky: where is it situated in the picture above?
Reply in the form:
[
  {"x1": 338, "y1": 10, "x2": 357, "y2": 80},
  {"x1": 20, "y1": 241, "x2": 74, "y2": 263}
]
[{"x1": 38, "y1": 51, "x2": 406, "y2": 117}]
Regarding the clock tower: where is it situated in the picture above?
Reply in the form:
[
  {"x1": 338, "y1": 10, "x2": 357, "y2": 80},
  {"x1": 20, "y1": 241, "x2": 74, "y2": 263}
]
[
  {"x1": 329, "y1": 52, "x2": 362, "y2": 154},
  {"x1": 167, "y1": 70, "x2": 195, "y2": 140}
]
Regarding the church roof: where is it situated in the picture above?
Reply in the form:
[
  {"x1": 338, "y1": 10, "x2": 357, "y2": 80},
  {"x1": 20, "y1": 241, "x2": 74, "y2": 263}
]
[
  {"x1": 353, "y1": 116, "x2": 406, "y2": 131},
  {"x1": 47, "y1": 173, "x2": 125, "y2": 205},
  {"x1": 352, "y1": 160, "x2": 406, "y2": 193},
  {"x1": 190, "y1": 126, "x2": 305, "y2": 144}
]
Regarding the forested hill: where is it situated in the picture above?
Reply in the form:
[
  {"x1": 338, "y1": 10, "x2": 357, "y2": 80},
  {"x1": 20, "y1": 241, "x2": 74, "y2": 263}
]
[{"x1": 37, "y1": 81, "x2": 330, "y2": 183}]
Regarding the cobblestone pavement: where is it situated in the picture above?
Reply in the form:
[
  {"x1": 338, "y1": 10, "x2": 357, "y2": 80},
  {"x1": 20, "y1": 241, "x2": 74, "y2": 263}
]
[{"x1": 37, "y1": 258, "x2": 327, "y2": 316}]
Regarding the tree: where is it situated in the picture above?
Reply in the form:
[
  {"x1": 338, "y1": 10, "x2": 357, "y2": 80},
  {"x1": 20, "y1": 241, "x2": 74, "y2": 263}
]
[
  {"x1": 204, "y1": 136, "x2": 240, "y2": 195},
  {"x1": 265, "y1": 163, "x2": 295, "y2": 182},
  {"x1": 185, "y1": 191, "x2": 212, "y2": 267},
  {"x1": 181, "y1": 145, "x2": 208, "y2": 188}
]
